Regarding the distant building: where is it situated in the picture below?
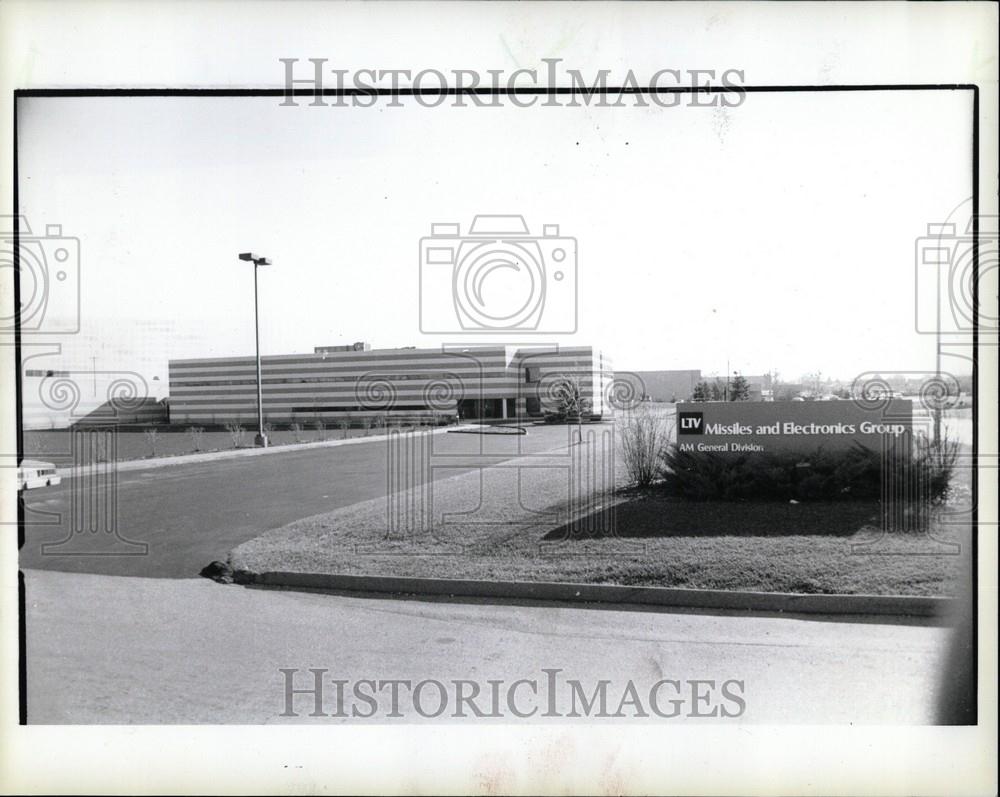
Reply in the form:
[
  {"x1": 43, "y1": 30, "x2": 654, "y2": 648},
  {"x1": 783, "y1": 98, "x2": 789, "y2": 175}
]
[
  {"x1": 740, "y1": 375, "x2": 766, "y2": 401},
  {"x1": 71, "y1": 397, "x2": 168, "y2": 427},
  {"x1": 168, "y1": 344, "x2": 613, "y2": 425},
  {"x1": 622, "y1": 370, "x2": 702, "y2": 402}
]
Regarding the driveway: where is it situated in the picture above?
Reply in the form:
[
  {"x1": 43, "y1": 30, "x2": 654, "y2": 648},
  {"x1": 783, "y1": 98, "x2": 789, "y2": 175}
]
[{"x1": 19, "y1": 424, "x2": 586, "y2": 578}]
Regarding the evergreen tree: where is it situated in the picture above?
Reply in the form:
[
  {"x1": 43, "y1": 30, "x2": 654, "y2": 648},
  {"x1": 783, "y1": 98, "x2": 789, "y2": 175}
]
[
  {"x1": 692, "y1": 381, "x2": 711, "y2": 402},
  {"x1": 730, "y1": 374, "x2": 751, "y2": 401}
]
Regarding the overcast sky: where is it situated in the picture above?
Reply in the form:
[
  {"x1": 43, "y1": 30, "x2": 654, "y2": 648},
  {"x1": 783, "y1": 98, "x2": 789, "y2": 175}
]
[{"x1": 16, "y1": 89, "x2": 973, "y2": 418}]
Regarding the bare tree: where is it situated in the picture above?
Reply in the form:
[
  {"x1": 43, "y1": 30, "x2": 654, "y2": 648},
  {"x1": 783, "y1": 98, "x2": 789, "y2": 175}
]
[
  {"x1": 225, "y1": 422, "x2": 245, "y2": 449},
  {"x1": 94, "y1": 434, "x2": 110, "y2": 463},
  {"x1": 312, "y1": 418, "x2": 326, "y2": 441},
  {"x1": 143, "y1": 428, "x2": 159, "y2": 457},
  {"x1": 187, "y1": 426, "x2": 205, "y2": 452},
  {"x1": 618, "y1": 405, "x2": 666, "y2": 487}
]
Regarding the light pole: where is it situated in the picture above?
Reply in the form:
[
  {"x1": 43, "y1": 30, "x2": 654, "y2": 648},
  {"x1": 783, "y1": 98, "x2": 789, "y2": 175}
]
[
  {"x1": 238, "y1": 252, "x2": 272, "y2": 447},
  {"x1": 934, "y1": 262, "x2": 942, "y2": 447}
]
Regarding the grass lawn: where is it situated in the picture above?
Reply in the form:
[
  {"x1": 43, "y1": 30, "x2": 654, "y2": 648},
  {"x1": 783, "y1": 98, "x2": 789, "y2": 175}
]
[
  {"x1": 230, "y1": 457, "x2": 970, "y2": 597},
  {"x1": 229, "y1": 421, "x2": 975, "y2": 598}
]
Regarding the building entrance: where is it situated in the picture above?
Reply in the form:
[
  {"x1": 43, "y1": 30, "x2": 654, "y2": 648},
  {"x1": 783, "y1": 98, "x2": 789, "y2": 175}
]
[{"x1": 457, "y1": 398, "x2": 516, "y2": 420}]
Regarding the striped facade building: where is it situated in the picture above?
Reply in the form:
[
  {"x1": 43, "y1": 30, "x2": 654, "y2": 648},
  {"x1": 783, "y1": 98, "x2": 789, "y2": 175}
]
[{"x1": 167, "y1": 344, "x2": 613, "y2": 426}]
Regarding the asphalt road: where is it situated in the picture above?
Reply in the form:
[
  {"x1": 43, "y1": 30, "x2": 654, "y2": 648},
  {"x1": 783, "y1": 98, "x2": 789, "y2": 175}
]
[
  {"x1": 24, "y1": 568, "x2": 951, "y2": 724},
  {"x1": 19, "y1": 425, "x2": 582, "y2": 578}
]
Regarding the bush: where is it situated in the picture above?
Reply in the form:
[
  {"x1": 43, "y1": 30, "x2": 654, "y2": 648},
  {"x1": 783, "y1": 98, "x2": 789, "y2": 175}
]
[
  {"x1": 225, "y1": 422, "x2": 245, "y2": 449},
  {"x1": 549, "y1": 377, "x2": 592, "y2": 422},
  {"x1": 187, "y1": 426, "x2": 205, "y2": 452},
  {"x1": 312, "y1": 419, "x2": 326, "y2": 440},
  {"x1": 913, "y1": 432, "x2": 960, "y2": 503},
  {"x1": 617, "y1": 407, "x2": 668, "y2": 487},
  {"x1": 660, "y1": 436, "x2": 958, "y2": 505}
]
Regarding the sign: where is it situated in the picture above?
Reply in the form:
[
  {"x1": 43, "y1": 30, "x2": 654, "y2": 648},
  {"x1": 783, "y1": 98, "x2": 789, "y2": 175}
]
[{"x1": 676, "y1": 399, "x2": 914, "y2": 454}]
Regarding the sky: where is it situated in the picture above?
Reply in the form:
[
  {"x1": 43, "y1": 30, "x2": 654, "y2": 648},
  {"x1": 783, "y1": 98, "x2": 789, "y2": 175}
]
[{"x1": 14, "y1": 89, "x2": 974, "y2": 421}]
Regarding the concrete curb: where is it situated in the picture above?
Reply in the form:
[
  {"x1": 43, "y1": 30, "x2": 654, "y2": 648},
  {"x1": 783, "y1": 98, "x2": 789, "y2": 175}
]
[
  {"x1": 236, "y1": 570, "x2": 955, "y2": 619},
  {"x1": 53, "y1": 424, "x2": 483, "y2": 479}
]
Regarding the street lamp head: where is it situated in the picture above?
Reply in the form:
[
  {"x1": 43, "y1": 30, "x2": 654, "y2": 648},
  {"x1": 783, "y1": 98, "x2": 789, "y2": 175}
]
[{"x1": 239, "y1": 252, "x2": 272, "y2": 266}]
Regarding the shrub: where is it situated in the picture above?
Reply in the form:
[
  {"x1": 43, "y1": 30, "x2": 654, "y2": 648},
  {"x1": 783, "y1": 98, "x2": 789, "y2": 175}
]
[
  {"x1": 913, "y1": 432, "x2": 960, "y2": 504},
  {"x1": 187, "y1": 426, "x2": 205, "y2": 452},
  {"x1": 312, "y1": 419, "x2": 326, "y2": 440},
  {"x1": 94, "y1": 434, "x2": 110, "y2": 463},
  {"x1": 551, "y1": 377, "x2": 592, "y2": 422},
  {"x1": 659, "y1": 435, "x2": 958, "y2": 506},
  {"x1": 225, "y1": 422, "x2": 245, "y2": 449},
  {"x1": 617, "y1": 406, "x2": 667, "y2": 487}
]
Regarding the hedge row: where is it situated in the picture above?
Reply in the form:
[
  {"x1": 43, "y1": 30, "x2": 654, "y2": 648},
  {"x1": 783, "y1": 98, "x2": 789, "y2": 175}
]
[{"x1": 659, "y1": 438, "x2": 957, "y2": 503}]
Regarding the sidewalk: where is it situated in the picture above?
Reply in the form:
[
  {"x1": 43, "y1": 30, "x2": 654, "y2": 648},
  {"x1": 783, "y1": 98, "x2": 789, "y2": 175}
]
[{"x1": 54, "y1": 424, "x2": 481, "y2": 479}]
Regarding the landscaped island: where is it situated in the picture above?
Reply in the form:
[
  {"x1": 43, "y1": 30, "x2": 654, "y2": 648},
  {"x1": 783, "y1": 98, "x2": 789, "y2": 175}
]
[{"x1": 228, "y1": 414, "x2": 969, "y2": 597}]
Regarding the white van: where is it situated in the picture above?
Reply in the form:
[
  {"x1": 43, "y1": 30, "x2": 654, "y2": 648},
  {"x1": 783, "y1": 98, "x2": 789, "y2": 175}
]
[{"x1": 17, "y1": 460, "x2": 61, "y2": 491}]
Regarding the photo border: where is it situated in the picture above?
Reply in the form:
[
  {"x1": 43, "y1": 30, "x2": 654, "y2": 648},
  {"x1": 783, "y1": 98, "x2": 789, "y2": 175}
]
[{"x1": 12, "y1": 81, "x2": 983, "y2": 727}]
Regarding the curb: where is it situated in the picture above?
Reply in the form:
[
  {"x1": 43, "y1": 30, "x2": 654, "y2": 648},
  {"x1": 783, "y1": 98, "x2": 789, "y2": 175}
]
[
  {"x1": 235, "y1": 570, "x2": 955, "y2": 619},
  {"x1": 52, "y1": 424, "x2": 483, "y2": 479}
]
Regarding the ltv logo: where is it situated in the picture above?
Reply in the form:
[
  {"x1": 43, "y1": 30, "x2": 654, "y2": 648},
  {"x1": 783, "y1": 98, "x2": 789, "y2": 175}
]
[{"x1": 678, "y1": 412, "x2": 704, "y2": 435}]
